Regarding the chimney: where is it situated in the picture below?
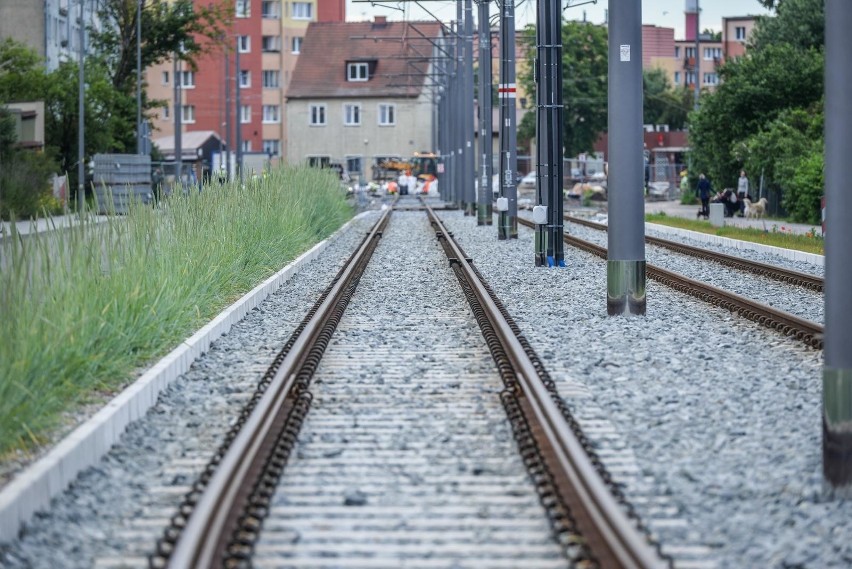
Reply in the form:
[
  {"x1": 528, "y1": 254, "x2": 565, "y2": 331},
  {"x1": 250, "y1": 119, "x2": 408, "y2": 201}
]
[{"x1": 374, "y1": 15, "x2": 387, "y2": 24}]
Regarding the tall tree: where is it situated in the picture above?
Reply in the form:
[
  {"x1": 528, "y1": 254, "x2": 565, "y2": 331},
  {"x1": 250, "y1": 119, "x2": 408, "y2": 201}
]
[
  {"x1": 688, "y1": 43, "x2": 823, "y2": 189},
  {"x1": 517, "y1": 20, "x2": 608, "y2": 158},
  {"x1": 89, "y1": 0, "x2": 232, "y2": 151},
  {"x1": 643, "y1": 68, "x2": 690, "y2": 130},
  {"x1": 750, "y1": 0, "x2": 824, "y2": 51}
]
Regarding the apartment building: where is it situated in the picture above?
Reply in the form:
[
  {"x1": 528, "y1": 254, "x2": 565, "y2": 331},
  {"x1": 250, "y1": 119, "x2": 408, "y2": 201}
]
[
  {"x1": 285, "y1": 18, "x2": 441, "y2": 181},
  {"x1": 147, "y1": 0, "x2": 344, "y2": 170},
  {"x1": 0, "y1": 0, "x2": 103, "y2": 72}
]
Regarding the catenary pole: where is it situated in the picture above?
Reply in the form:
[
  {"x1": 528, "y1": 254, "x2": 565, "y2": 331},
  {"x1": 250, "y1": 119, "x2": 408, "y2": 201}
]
[
  {"x1": 463, "y1": 0, "x2": 476, "y2": 215},
  {"x1": 823, "y1": 0, "x2": 852, "y2": 494},
  {"x1": 476, "y1": 0, "x2": 493, "y2": 225},
  {"x1": 77, "y1": 0, "x2": 85, "y2": 212},
  {"x1": 498, "y1": 0, "x2": 518, "y2": 240},
  {"x1": 606, "y1": 0, "x2": 645, "y2": 315},
  {"x1": 455, "y1": 6, "x2": 464, "y2": 210},
  {"x1": 534, "y1": 0, "x2": 564, "y2": 266}
]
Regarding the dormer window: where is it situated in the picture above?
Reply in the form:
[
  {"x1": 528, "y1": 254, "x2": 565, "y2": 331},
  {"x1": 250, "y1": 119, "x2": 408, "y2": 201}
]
[{"x1": 347, "y1": 62, "x2": 369, "y2": 82}]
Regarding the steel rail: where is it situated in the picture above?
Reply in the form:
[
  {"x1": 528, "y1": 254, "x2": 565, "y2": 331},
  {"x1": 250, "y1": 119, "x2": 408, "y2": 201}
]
[
  {"x1": 429, "y1": 205, "x2": 667, "y2": 569},
  {"x1": 519, "y1": 218, "x2": 824, "y2": 349},
  {"x1": 167, "y1": 207, "x2": 393, "y2": 568},
  {"x1": 565, "y1": 214, "x2": 823, "y2": 291}
]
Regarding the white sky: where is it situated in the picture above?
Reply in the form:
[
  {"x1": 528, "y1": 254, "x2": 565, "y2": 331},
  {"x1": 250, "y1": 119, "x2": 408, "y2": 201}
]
[{"x1": 345, "y1": 0, "x2": 773, "y2": 39}]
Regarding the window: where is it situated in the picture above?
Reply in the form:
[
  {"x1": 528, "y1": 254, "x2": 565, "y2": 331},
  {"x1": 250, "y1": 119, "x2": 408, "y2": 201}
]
[
  {"x1": 242, "y1": 140, "x2": 252, "y2": 152},
  {"x1": 292, "y1": 2, "x2": 311, "y2": 19},
  {"x1": 703, "y1": 73, "x2": 719, "y2": 85},
  {"x1": 674, "y1": 71, "x2": 681, "y2": 85},
  {"x1": 161, "y1": 71, "x2": 169, "y2": 85},
  {"x1": 347, "y1": 62, "x2": 369, "y2": 81},
  {"x1": 240, "y1": 105, "x2": 251, "y2": 123},
  {"x1": 292, "y1": 36, "x2": 302, "y2": 54},
  {"x1": 685, "y1": 71, "x2": 696, "y2": 85},
  {"x1": 262, "y1": 0, "x2": 280, "y2": 18},
  {"x1": 238, "y1": 35, "x2": 250, "y2": 53},
  {"x1": 703, "y1": 47, "x2": 721, "y2": 60},
  {"x1": 236, "y1": 0, "x2": 249, "y2": 17},
  {"x1": 378, "y1": 103, "x2": 395, "y2": 126},
  {"x1": 262, "y1": 70, "x2": 280, "y2": 88},
  {"x1": 162, "y1": 105, "x2": 169, "y2": 120},
  {"x1": 309, "y1": 104, "x2": 326, "y2": 126},
  {"x1": 674, "y1": 46, "x2": 680, "y2": 58},
  {"x1": 181, "y1": 105, "x2": 195, "y2": 124},
  {"x1": 346, "y1": 156, "x2": 362, "y2": 174},
  {"x1": 262, "y1": 105, "x2": 280, "y2": 123},
  {"x1": 262, "y1": 36, "x2": 281, "y2": 52},
  {"x1": 343, "y1": 103, "x2": 361, "y2": 126},
  {"x1": 735, "y1": 26, "x2": 747, "y2": 40},
  {"x1": 308, "y1": 156, "x2": 330, "y2": 168},
  {"x1": 239, "y1": 70, "x2": 251, "y2": 88},
  {"x1": 263, "y1": 139, "x2": 280, "y2": 156},
  {"x1": 179, "y1": 70, "x2": 195, "y2": 88},
  {"x1": 684, "y1": 47, "x2": 696, "y2": 59}
]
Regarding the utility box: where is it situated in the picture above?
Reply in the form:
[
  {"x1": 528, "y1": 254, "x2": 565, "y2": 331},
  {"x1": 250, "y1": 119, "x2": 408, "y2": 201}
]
[
  {"x1": 93, "y1": 154, "x2": 153, "y2": 214},
  {"x1": 709, "y1": 203, "x2": 725, "y2": 227}
]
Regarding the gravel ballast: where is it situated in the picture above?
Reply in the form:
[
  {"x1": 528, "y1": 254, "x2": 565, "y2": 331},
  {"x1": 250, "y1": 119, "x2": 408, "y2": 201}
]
[
  {"x1": 445, "y1": 210, "x2": 847, "y2": 568},
  {"x1": 1, "y1": 202, "x2": 847, "y2": 568}
]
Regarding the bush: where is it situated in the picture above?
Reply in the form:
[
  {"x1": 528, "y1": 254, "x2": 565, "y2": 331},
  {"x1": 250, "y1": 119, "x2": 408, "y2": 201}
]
[
  {"x1": 0, "y1": 150, "x2": 58, "y2": 220},
  {"x1": 785, "y1": 149, "x2": 823, "y2": 224}
]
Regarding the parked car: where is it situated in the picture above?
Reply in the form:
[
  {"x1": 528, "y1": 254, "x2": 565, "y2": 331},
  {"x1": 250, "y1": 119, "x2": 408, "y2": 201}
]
[{"x1": 518, "y1": 171, "x2": 537, "y2": 191}]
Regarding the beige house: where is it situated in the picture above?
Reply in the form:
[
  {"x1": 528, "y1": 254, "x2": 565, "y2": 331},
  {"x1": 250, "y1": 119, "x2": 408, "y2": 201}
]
[{"x1": 285, "y1": 18, "x2": 441, "y2": 182}]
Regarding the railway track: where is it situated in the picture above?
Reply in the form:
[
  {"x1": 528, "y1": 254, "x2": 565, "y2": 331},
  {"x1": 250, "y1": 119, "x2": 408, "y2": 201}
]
[
  {"x1": 518, "y1": 217, "x2": 823, "y2": 349},
  {"x1": 150, "y1": 198, "x2": 667, "y2": 569},
  {"x1": 565, "y1": 215, "x2": 823, "y2": 292}
]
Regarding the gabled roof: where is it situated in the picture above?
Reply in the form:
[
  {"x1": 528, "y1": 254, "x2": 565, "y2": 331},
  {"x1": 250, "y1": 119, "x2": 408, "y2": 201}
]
[{"x1": 287, "y1": 19, "x2": 443, "y2": 99}]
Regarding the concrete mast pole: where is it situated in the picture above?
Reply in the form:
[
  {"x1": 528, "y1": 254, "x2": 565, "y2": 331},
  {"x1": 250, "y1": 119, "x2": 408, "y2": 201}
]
[
  {"x1": 823, "y1": 0, "x2": 852, "y2": 494},
  {"x1": 498, "y1": 0, "x2": 518, "y2": 240},
  {"x1": 463, "y1": 0, "x2": 476, "y2": 215},
  {"x1": 477, "y1": 0, "x2": 493, "y2": 225},
  {"x1": 136, "y1": 0, "x2": 143, "y2": 154},
  {"x1": 606, "y1": 0, "x2": 646, "y2": 315}
]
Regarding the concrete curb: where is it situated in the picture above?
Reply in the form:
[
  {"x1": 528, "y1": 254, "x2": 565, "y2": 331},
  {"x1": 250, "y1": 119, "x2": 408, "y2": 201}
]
[
  {"x1": 0, "y1": 211, "x2": 370, "y2": 543},
  {"x1": 646, "y1": 222, "x2": 824, "y2": 267}
]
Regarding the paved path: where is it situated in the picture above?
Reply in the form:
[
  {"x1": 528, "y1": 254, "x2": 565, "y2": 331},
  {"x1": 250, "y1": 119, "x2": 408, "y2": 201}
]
[
  {"x1": 0, "y1": 214, "x2": 110, "y2": 240},
  {"x1": 643, "y1": 199, "x2": 821, "y2": 236}
]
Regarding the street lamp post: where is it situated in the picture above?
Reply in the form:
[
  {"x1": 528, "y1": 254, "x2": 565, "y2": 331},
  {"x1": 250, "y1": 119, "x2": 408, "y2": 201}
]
[{"x1": 78, "y1": 0, "x2": 85, "y2": 213}]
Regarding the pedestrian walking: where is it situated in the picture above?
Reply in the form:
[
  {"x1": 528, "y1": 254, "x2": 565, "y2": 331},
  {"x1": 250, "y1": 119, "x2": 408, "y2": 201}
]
[
  {"x1": 737, "y1": 170, "x2": 750, "y2": 216},
  {"x1": 696, "y1": 173, "x2": 712, "y2": 219}
]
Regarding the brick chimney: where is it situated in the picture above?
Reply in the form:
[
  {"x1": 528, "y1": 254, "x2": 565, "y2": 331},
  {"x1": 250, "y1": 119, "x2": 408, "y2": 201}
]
[{"x1": 374, "y1": 15, "x2": 387, "y2": 24}]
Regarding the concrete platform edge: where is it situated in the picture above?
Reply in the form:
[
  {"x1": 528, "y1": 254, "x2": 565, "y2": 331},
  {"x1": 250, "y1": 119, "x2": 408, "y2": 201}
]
[
  {"x1": 645, "y1": 222, "x2": 824, "y2": 267},
  {"x1": 0, "y1": 211, "x2": 369, "y2": 544}
]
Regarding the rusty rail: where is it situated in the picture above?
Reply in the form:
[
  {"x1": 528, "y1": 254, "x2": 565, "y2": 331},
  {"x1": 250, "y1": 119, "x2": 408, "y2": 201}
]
[
  {"x1": 430, "y1": 205, "x2": 667, "y2": 569},
  {"x1": 519, "y1": 217, "x2": 823, "y2": 349},
  {"x1": 163, "y1": 207, "x2": 392, "y2": 568},
  {"x1": 566, "y1": 215, "x2": 823, "y2": 292}
]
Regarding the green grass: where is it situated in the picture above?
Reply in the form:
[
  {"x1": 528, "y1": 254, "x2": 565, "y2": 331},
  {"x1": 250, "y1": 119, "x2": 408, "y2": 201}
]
[
  {"x1": 645, "y1": 213, "x2": 824, "y2": 255},
  {"x1": 0, "y1": 166, "x2": 353, "y2": 457}
]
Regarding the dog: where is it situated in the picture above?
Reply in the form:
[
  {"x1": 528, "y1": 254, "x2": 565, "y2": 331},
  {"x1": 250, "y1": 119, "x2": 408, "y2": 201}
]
[{"x1": 743, "y1": 197, "x2": 768, "y2": 219}]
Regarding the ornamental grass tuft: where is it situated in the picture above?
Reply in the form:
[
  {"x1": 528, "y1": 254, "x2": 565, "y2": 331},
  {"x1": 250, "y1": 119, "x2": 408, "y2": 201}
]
[{"x1": 0, "y1": 166, "x2": 352, "y2": 457}]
